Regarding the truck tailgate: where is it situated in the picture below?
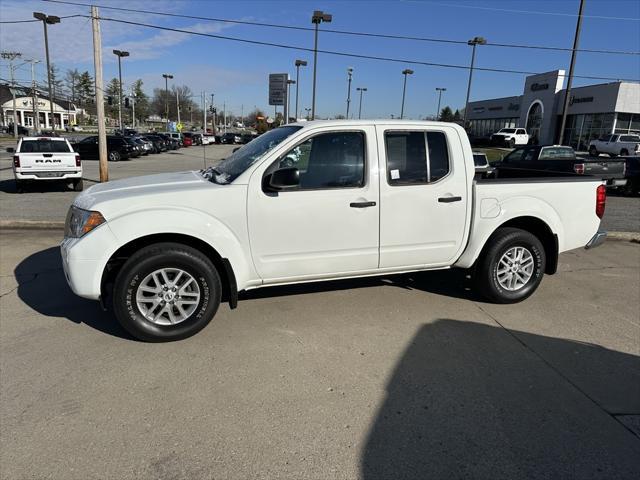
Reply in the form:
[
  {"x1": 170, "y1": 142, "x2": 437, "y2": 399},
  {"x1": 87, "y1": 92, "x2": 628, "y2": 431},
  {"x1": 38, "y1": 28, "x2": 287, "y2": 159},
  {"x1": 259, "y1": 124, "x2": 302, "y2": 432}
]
[
  {"x1": 17, "y1": 152, "x2": 78, "y2": 171},
  {"x1": 582, "y1": 159, "x2": 625, "y2": 180}
]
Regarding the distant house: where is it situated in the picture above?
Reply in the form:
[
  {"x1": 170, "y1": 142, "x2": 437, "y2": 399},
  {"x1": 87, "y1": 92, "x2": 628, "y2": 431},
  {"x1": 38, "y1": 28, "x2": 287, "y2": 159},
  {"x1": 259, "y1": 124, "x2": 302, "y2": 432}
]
[{"x1": 0, "y1": 83, "x2": 80, "y2": 130}]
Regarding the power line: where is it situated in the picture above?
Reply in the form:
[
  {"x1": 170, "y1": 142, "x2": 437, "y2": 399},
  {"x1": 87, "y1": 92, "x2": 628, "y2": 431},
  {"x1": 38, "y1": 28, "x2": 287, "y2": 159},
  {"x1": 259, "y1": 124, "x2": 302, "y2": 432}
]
[
  {"x1": 0, "y1": 14, "x2": 85, "y2": 24},
  {"x1": 40, "y1": 0, "x2": 640, "y2": 56},
  {"x1": 92, "y1": 16, "x2": 640, "y2": 83}
]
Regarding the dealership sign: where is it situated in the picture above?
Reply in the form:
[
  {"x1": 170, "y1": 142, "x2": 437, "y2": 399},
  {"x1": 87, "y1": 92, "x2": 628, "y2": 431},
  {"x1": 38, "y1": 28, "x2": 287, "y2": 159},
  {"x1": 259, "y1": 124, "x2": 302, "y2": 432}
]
[
  {"x1": 268, "y1": 73, "x2": 288, "y2": 106},
  {"x1": 569, "y1": 95, "x2": 594, "y2": 105},
  {"x1": 530, "y1": 82, "x2": 549, "y2": 92}
]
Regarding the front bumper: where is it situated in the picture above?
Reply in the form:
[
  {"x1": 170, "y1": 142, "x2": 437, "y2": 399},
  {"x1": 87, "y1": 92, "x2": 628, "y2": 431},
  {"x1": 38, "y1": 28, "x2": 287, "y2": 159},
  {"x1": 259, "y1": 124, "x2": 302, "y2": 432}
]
[{"x1": 585, "y1": 230, "x2": 607, "y2": 249}]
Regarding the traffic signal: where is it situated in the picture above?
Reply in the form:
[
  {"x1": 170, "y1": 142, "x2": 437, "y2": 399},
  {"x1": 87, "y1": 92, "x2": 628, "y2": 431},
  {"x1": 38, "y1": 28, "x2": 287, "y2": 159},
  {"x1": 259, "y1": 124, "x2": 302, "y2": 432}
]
[
  {"x1": 107, "y1": 96, "x2": 113, "y2": 105},
  {"x1": 124, "y1": 97, "x2": 130, "y2": 108}
]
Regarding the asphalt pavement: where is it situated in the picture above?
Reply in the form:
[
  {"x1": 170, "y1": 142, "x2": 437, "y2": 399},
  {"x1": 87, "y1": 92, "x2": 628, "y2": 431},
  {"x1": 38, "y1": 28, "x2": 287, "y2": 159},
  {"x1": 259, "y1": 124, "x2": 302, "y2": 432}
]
[{"x1": 1, "y1": 229, "x2": 639, "y2": 479}]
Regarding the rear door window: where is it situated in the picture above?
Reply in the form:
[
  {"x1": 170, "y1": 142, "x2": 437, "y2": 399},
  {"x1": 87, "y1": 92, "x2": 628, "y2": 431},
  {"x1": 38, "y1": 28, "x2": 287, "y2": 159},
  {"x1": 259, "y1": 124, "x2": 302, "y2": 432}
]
[
  {"x1": 385, "y1": 131, "x2": 450, "y2": 184},
  {"x1": 19, "y1": 140, "x2": 71, "y2": 153}
]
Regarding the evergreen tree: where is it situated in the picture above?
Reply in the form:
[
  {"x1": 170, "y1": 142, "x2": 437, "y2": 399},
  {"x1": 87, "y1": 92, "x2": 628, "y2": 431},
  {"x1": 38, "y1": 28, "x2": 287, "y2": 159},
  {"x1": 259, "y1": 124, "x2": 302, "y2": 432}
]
[
  {"x1": 453, "y1": 109, "x2": 461, "y2": 121},
  {"x1": 131, "y1": 79, "x2": 149, "y2": 124},
  {"x1": 64, "y1": 69, "x2": 80, "y2": 103},
  {"x1": 105, "y1": 78, "x2": 121, "y2": 119},
  {"x1": 439, "y1": 106, "x2": 454, "y2": 122},
  {"x1": 76, "y1": 71, "x2": 94, "y2": 106}
]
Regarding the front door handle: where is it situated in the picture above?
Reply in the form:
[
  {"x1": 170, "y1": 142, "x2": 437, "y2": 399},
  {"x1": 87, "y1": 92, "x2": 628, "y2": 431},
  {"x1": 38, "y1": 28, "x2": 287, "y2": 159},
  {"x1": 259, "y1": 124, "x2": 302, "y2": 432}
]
[
  {"x1": 438, "y1": 196, "x2": 462, "y2": 203},
  {"x1": 350, "y1": 201, "x2": 376, "y2": 208}
]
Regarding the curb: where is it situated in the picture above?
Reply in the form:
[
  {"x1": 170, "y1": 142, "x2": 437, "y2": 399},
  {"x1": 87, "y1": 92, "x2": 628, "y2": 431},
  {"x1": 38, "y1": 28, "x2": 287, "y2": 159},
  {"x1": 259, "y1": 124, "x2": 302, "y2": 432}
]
[{"x1": 607, "y1": 231, "x2": 640, "y2": 243}]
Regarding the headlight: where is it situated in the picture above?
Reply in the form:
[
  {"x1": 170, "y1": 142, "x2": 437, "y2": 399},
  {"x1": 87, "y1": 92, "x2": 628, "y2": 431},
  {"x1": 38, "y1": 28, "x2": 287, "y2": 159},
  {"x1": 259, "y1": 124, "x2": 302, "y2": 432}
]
[{"x1": 64, "y1": 205, "x2": 106, "y2": 238}]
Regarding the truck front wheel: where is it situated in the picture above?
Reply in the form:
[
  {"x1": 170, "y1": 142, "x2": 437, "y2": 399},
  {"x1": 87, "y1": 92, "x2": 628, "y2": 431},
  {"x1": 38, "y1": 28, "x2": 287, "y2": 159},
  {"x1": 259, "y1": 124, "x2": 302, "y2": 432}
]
[
  {"x1": 475, "y1": 227, "x2": 546, "y2": 304},
  {"x1": 112, "y1": 242, "x2": 222, "y2": 342}
]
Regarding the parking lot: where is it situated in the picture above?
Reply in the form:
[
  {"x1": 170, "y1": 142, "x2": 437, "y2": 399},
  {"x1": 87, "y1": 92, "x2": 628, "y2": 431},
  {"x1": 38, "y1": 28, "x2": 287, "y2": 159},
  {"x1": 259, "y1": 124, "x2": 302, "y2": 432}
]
[{"x1": 1, "y1": 229, "x2": 639, "y2": 479}]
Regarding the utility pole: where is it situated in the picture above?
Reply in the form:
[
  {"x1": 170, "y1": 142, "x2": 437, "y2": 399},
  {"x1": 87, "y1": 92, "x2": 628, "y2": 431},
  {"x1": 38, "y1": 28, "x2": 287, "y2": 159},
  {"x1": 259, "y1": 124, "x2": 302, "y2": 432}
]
[
  {"x1": 311, "y1": 10, "x2": 332, "y2": 120},
  {"x1": 346, "y1": 67, "x2": 353, "y2": 118},
  {"x1": 210, "y1": 93, "x2": 215, "y2": 134},
  {"x1": 176, "y1": 89, "x2": 181, "y2": 126},
  {"x1": 131, "y1": 90, "x2": 136, "y2": 128},
  {"x1": 286, "y1": 80, "x2": 295, "y2": 124},
  {"x1": 162, "y1": 73, "x2": 173, "y2": 130},
  {"x1": 400, "y1": 69, "x2": 414, "y2": 119},
  {"x1": 435, "y1": 87, "x2": 446, "y2": 120},
  {"x1": 223, "y1": 102, "x2": 227, "y2": 134},
  {"x1": 356, "y1": 87, "x2": 367, "y2": 119},
  {"x1": 1, "y1": 52, "x2": 21, "y2": 137},
  {"x1": 112, "y1": 50, "x2": 129, "y2": 132},
  {"x1": 294, "y1": 59, "x2": 307, "y2": 121},
  {"x1": 33, "y1": 12, "x2": 60, "y2": 130},
  {"x1": 202, "y1": 91, "x2": 207, "y2": 133},
  {"x1": 29, "y1": 60, "x2": 41, "y2": 132},
  {"x1": 558, "y1": 0, "x2": 585, "y2": 145},
  {"x1": 463, "y1": 36, "x2": 487, "y2": 128},
  {"x1": 91, "y1": 6, "x2": 108, "y2": 182}
]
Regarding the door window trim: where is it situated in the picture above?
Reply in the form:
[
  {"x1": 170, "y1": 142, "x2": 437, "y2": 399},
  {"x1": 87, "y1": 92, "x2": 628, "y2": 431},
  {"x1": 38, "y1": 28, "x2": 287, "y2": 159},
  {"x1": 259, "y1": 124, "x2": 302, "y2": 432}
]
[
  {"x1": 383, "y1": 129, "x2": 452, "y2": 187},
  {"x1": 262, "y1": 129, "x2": 368, "y2": 192}
]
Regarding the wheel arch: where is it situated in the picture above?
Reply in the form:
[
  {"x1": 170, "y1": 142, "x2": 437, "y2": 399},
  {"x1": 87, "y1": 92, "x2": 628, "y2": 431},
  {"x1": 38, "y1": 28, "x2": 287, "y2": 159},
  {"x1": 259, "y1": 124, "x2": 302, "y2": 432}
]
[{"x1": 101, "y1": 232, "x2": 238, "y2": 310}]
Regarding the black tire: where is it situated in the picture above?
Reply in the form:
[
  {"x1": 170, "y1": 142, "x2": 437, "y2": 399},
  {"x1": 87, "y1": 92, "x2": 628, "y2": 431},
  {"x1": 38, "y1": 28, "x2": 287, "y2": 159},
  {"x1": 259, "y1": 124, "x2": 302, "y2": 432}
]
[
  {"x1": 509, "y1": 138, "x2": 515, "y2": 148},
  {"x1": 620, "y1": 149, "x2": 629, "y2": 157},
  {"x1": 589, "y1": 146, "x2": 598, "y2": 157},
  {"x1": 475, "y1": 227, "x2": 546, "y2": 304},
  {"x1": 108, "y1": 150, "x2": 121, "y2": 162},
  {"x1": 112, "y1": 243, "x2": 222, "y2": 342},
  {"x1": 73, "y1": 179, "x2": 84, "y2": 192}
]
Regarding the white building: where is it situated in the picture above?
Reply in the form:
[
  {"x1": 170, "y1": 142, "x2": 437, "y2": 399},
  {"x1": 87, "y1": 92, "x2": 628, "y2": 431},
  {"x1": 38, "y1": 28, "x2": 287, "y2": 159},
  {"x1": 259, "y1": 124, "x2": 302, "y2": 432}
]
[{"x1": 0, "y1": 84, "x2": 79, "y2": 130}]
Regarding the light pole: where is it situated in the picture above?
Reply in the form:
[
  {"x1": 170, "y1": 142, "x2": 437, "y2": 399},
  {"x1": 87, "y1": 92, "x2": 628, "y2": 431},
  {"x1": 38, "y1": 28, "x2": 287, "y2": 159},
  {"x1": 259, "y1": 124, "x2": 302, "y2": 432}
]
[
  {"x1": 400, "y1": 68, "x2": 414, "y2": 119},
  {"x1": 463, "y1": 36, "x2": 486, "y2": 128},
  {"x1": 286, "y1": 79, "x2": 296, "y2": 124},
  {"x1": 311, "y1": 10, "x2": 332, "y2": 120},
  {"x1": 305, "y1": 107, "x2": 311, "y2": 121},
  {"x1": 33, "y1": 12, "x2": 60, "y2": 130},
  {"x1": 558, "y1": 0, "x2": 585, "y2": 145},
  {"x1": 435, "y1": 87, "x2": 446, "y2": 120},
  {"x1": 162, "y1": 73, "x2": 173, "y2": 130},
  {"x1": 1, "y1": 52, "x2": 21, "y2": 137},
  {"x1": 294, "y1": 59, "x2": 307, "y2": 121},
  {"x1": 112, "y1": 49, "x2": 129, "y2": 132},
  {"x1": 346, "y1": 67, "x2": 353, "y2": 118},
  {"x1": 356, "y1": 87, "x2": 367, "y2": 119}
]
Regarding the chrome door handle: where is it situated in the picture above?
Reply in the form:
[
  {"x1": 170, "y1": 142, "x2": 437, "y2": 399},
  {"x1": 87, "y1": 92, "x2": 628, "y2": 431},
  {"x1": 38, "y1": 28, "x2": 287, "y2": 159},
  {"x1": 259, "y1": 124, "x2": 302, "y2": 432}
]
[{"x1": 350, "y1": 201, "x2": 376, "y2": 208}]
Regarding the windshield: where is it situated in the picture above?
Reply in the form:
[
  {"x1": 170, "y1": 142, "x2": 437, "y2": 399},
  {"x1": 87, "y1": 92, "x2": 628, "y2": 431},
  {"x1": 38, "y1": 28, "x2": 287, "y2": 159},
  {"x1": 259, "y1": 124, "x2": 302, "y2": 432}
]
[
  {"x1": 19, "y1": 139, "x2": 71, "y2": 153},
  {"x1": 499, "y1": 128, "x2": 516, "y2": 134},
  {"x1": 202, "y1": 126, "x2": 302, "y2": 184}
]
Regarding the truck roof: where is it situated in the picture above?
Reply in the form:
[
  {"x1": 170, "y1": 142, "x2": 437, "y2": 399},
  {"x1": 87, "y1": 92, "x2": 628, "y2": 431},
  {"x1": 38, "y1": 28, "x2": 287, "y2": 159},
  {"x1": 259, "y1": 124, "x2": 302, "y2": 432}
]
[
  {"x1": 20, "y1": 136, "x2": 68, "y2": 141},
  {"x1": 287, "y1": 119, "x2": 465, "y2": 128}
]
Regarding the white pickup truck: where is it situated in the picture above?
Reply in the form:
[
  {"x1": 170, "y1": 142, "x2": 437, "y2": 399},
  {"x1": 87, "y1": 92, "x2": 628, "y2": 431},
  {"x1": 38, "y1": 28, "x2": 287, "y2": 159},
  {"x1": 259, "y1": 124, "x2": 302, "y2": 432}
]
[
  {"x1": 61, "y1": 121, "x2": 607, "y2": 342},
  {"x1": 7, "y1": 137, "x2": 83, "y2": 192},
  {"x1": 588, "y1": 134, "x2": 640, "y2": 157},
  {"x1": 490, "y1": 128, "x2": 529, "y2": 147}
]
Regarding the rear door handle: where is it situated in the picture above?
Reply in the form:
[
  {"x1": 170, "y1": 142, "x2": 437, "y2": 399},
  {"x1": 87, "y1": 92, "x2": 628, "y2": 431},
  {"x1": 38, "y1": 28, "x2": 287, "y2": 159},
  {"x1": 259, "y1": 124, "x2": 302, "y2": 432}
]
[
  {"x1": 438, "y1": 196, "x2": 462, "y2": 203},
  {"x1": 350, "y1": 201, "x2": 376, "y2": 208}
]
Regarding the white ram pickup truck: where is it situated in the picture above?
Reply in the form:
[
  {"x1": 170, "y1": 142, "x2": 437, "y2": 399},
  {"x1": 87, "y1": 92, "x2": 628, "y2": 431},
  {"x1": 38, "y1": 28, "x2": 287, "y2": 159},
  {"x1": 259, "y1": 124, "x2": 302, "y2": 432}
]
[
  {"x1": 588, "y1": 134, "x2": 640, "y2": 157},
  {"x1": 490, "y1": 128, "x2": 529, "y2": 147},
  {"x1": 7, "y1": 137, "x2": 83, "y2": 192},
  {"x1": 61, "y1": 121, "x2": 607, "y2": 342}
]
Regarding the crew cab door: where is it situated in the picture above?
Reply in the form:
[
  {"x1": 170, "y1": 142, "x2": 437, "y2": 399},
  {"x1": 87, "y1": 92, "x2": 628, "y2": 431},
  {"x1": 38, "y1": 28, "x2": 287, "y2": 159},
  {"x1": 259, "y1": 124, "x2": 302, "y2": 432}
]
[
  {"x1": 377, "y1": 125, "x2": 470, "y2": 268},
  {"x1": 516, "y1": 128, "x2": 528, "y2": 144},
  {"x1": 247, "y1": 126, "x2": 379, "y2": 281}
]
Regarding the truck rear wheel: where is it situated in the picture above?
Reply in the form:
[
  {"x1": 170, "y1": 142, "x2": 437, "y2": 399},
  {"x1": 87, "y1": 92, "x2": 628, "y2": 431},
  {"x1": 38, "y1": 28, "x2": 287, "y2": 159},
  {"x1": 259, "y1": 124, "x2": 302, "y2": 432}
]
[
  {"x1": 620, "y1": 149, "x2": 629, "y2": 156},
  {"x1": 475, "y1": 227, "x2": 546, "y2": 304},
  {"x1": 589, "y1": 146, "x2": 598, "y2": 156},
  {"x1": 112, "y1": 242, "x2": 222, "y2": 342}
]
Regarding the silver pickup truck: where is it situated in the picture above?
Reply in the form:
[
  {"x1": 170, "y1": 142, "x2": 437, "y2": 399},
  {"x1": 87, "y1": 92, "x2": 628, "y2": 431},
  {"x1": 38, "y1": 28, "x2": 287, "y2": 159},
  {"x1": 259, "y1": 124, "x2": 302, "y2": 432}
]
[{"x1": 589, "y1": 134, "x2": 640, "y2": 157}]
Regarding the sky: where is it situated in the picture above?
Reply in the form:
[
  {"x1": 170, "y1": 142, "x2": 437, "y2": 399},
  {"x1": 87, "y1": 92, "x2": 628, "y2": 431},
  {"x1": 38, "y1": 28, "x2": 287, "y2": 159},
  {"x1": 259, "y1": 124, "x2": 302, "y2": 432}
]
[{"x1": 1, "y1": 0, "x2": 639, "y2": 119}]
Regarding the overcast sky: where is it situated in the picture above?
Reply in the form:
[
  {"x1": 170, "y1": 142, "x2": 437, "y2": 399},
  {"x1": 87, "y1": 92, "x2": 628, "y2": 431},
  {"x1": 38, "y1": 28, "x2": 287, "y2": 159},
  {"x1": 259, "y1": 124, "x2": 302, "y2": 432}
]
[{"x1": 1, "y1": 0, "x2": 639, "y2": 118}]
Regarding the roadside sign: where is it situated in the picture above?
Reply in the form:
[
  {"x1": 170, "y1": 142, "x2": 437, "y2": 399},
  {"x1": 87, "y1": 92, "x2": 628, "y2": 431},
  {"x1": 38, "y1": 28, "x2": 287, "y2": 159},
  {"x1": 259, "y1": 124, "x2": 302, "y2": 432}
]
[
  {"x1": 269, "y1": 73, "x2": 288, "y2": 106},
  {"x1": 176, "y1": 122, "x2": 183, "y2": 132}
]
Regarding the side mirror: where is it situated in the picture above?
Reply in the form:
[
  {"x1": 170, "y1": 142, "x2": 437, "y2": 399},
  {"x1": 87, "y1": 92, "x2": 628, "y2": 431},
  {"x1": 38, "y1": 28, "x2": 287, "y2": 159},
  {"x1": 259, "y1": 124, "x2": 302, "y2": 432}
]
[
  {"x1": 268, "y1": 167, "x2": 299, "y2": 190},
  {"x1": 6, "y1": 147, "x2": 14, "y2": 153}
]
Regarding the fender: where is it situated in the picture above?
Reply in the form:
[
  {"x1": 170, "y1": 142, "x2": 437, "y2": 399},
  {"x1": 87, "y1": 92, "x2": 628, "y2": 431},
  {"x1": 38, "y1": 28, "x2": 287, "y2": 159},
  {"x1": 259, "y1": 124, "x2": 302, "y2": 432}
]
[
  {"x1": 454, "y1": 195, "x2": 564, "y2": 269},
  {"x1": 103, "y1": 207, "x2": 259, "y2": 292}
]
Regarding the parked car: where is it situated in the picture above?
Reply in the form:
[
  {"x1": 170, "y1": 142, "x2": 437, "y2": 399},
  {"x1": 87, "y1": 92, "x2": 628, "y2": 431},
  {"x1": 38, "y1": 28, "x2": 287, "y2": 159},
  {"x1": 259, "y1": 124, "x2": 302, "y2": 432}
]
[
  {"x1": 65, "y1": 125, "x2": 82, "y2": 132},
  {"x1": 182, "y1": 132, "x2": 201, "y2": 146},
  {"x1": 163, "y1": 132, "x2": 183, "y2": 147},
  {"x1": 495, "y1": 145, "x2": 627, "y2": 187},
  {"x1": 71, "y1": 135, "x2": 138, "y2": 162},
  {"x1": 7, "y1": 136, "x2": 82, "y2": 192},
  {"x1": 132, "y1": 136, "x2": 152, "y2": 155},
  {"x1": 62, "y1": 120, "x2": 607, "y2": 342},
  {"x1": 202, "y1": 134, "x2": 216, "y2": 145},
  {"x1": 4, "y1": 124, "x2": 30, "y2": 135},
  {"x1": 490, "y1": 128, "x2": 529, "y2": 147},
  {"x1": 221, "y1": 132, "x2": 242, "y2": 144},
  {"x1": 182, "y1": 136, "x2": 193, "y2": 147},
  {"x1": 123, "y1": 137, "x2": 142, "y2": 158},
  {"x1": 589, "y1": 134, "x2": 640, "y2": 157},
  {"x1": 472, "y1": 152, "x2": 494, "y2": 177},
  {"x1": 141, "y1": 135, "x2": 167, "y2": 153},
  {"x1": 241, "y1": 133, "x2": 258, "y2": 144}
]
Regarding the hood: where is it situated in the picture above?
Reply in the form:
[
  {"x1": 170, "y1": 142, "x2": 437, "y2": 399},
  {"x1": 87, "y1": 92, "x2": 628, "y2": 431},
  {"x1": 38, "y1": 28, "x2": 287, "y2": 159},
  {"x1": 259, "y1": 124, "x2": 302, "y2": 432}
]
[
  {"x1": 73, "y1": 171, "x2": 213, "y2": 212},
  {"x1": 492, "y1": 133, "x2": 512, "y2": 137}
]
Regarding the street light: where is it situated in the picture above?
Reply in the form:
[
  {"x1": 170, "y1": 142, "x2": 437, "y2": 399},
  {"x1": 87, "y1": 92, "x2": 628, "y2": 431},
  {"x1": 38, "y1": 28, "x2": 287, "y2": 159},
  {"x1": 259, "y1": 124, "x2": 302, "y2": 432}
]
[
  {"x1": 305, "y1": 107, "x2": 311, "y2": 121},
  {"x1": 346, "y1": 67, "x2": 353, "y2": 118},
  {"x1": 294, "y1": 59, "x2": 307, "y2": 121},
  {"x1": 286, "y1": 79, "x2": 296, "y2": 124},
  {"x1": 310, "y1": 10, "x2": 332, "y2": 120},
  {"x1": 435, "y1": 87, "x2": 446, "y2": 120},
  {"x1": 113, "y1": 49, "x2": 129, "y2": 132},
  {"x1": 162, "y1": 73, "x2": 173, "y2": 129},
  {"x1": 33, "y1": 12, "x2": 60, "y2": 130},
  {"x1": 356, "y1": 87, "x2": 367, "y2": 119},
  {"x1": 463, "y1": 36, "x2": 487, "y2": 127},
  {"x1": 400, "y1": 68, "x2": 414, "y2": 119}
]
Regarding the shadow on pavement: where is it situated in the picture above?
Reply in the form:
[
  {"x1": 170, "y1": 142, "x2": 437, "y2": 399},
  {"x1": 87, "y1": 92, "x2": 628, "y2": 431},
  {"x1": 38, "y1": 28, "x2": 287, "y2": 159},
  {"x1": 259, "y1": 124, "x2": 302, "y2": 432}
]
[
  {"x1": 0, "y1": 178, "x2": 94, "y2": 194},
  {"x1": 14, "y1": 246, "x2": 133, "y2": 340},
  {"x1": 361, "y1": 319, "x2": 640, "y2": 480}
]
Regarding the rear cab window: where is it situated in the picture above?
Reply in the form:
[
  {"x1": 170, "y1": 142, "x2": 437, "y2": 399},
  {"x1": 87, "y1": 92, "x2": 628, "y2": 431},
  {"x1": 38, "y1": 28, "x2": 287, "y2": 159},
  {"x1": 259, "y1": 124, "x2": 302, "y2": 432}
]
[
  {"x1": 538, "y1": 147, "x2": 576, "y2": 160},
  {"x1": 384, "y1": 130, "x2": 450, "y2": 185},
  {"x1": 19, "y1": 139, "x2": 71, "y2": 153}
]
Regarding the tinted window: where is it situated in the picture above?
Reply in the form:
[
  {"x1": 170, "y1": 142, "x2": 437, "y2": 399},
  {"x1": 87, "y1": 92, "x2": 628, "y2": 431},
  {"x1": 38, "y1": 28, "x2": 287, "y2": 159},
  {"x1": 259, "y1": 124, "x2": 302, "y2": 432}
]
[
  {"x1": 19, "y1": 140, "x2": 71, "y2": 153},
  {"x1": 620, "y1": 135, "x2": 640, "y2": 142},
  {"x1": 503, "y1": 147, "x2": 531, "y2": 163},
  {"x1": 517, "y1": 129, "x2": 526, "y2": 134},
  {"x1": 275, "y1": 131, "x2": 365, "y2": 190},
  {"x1": 500, "y1": 129, "x2": 516, "y2": 134},
  {"x1": 80, "y1": 136, "x2": 97, "y2": 144},
  {"x1": 539, "y1": 147, "x2": 576, "y2": 160},
  {"x1": 385, "y1": 131, "x2": 450, "y2": 185},
  {"x1": 473, "y1": 154, "x2": 488, "y2": 167}
]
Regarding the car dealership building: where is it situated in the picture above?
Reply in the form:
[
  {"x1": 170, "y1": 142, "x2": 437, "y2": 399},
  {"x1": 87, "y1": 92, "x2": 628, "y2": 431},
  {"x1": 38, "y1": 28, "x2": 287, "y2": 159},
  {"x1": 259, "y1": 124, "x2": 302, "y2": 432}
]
[{"x1": 467, "y1": 70, "x2": 640, "y2": 150}]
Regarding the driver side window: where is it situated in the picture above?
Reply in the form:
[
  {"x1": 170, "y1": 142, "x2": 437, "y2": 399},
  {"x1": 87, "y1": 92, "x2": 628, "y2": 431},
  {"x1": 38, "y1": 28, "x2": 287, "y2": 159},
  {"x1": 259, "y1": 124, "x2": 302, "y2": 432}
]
[{"x1": 272, "y1": 131, "x2": 365, "y2": 190}]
